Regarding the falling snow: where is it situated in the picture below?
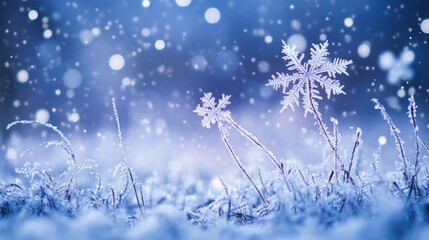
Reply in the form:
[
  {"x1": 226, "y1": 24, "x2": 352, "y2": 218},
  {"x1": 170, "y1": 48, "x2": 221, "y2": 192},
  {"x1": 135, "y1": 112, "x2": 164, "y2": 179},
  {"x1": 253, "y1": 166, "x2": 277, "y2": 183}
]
[{"x1": 1, "y1": 1, "x2": 429, "y2": 239}]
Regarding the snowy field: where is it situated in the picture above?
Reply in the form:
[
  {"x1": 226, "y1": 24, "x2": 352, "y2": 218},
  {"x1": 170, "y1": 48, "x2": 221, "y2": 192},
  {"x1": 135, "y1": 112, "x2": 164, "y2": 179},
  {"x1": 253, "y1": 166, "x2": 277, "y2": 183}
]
[{"x1": 1, "y1": 0, "x2": 429, "y2": 239}]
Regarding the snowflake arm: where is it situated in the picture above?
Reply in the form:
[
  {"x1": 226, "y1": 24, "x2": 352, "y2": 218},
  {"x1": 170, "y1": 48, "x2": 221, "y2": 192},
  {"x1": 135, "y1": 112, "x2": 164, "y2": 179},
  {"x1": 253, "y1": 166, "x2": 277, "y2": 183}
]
[
  {"x1": 312, "y1": 74, "x2": 345, "y2": 99},
  {"x1": 314, "y1": 58, "x2": 353, "y2": 77},
  {"x1": 279, "y1": 79, "x2": 306, "y2": 113},
  {"x1": 281, "y1": 40, "x2": 306, "y2": 73},
  {"x1": 302, "y1": 81, "x2": 322, "y2": 117},
  {"x1": 308, "y1": 41, "x2": 329, "y2": 71},
  {"x1": 267, "y1": 72, "x2": 304, "y2": 93}
]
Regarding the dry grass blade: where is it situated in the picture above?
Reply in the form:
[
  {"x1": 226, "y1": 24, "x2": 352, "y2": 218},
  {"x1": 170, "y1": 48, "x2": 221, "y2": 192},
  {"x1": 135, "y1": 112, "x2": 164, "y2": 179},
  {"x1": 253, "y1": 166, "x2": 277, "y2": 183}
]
[{"x1": 112, "y1": 98, "x2": 145, "y2": 217}]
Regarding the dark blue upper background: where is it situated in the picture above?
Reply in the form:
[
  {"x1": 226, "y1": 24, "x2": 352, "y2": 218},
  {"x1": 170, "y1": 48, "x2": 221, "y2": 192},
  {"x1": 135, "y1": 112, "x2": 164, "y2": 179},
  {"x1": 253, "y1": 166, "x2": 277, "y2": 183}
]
[{"x1": 1, "y1": 0, "x2": 428, "y2": 141}]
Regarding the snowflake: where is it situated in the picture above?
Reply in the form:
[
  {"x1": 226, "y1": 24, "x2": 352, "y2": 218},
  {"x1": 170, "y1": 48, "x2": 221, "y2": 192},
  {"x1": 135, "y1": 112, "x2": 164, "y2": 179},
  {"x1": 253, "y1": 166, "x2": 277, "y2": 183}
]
[
  {"x1": 193, "y1": 92, "x2": 231, "y2": 129},
  {"x1": 267, "y1": 40, "x2": 353, "y2": 116}
]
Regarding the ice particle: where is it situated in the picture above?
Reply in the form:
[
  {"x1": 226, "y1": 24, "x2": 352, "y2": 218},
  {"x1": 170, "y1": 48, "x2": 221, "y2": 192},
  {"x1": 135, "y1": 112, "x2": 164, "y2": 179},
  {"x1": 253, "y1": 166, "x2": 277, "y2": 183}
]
[
  {"x1": 142, "y1": 0, "x2": 150, "y2": 8},
  {"x1": 291, "y1": 19, "x2": 301, "y2": 30},
  {"x1": 141, "y1": 28, "x2": 151, "y2": 37},
  {"x1": 155, "y1": 40, "x2": 166, "y2": 50},
  {"x1": 205, "y1": 8, "x2": 221, "y2": 24},
  {"x1": 17, "y1": 69, "x2": 29, "y2": 83},
  {"x1": 13, "y1": 100, "x2": 20, "y2": 107},
  {"x1": 357, "y1": 42, "x2": 371, "y2": 58},
  {"x1": 91, "y1": 27, "x2": 101, "y2": 36},
  {"x1": 68, "y1": 112, "x2": 80, "y2": 123},
  {"x1": 260, "y1": 86, "x2": 273, "y2": 99},
  {"x1": 257, "y1": 61, "x2": 270, "y2": 73},
  {"x1": 191, "y1": 55, "x2": 208, "y2": 71},
  {"x1": 400, "y1": 49, "x2": 415, "y2": 65},
  {"x1": 397, "y1": 88, "x2": 406, "y2": 98},
  {"x1": 421, "y1": 19, "x2": 429, "y2": 34},
  {"x1": 35, "y1": 109, "x2": 50, "y2": 124},
  {"x1": 6, "y1": 148, "x2": 17, "y2": 161},
  {"x1": 43, "y1": 29, "x2": 53, "y2": 39},
  {"x1": 79, "y1": 29, "x2": 94, "y2": 44},
  {"x1": 63, "y1": 69, "x2": 82, "y2": 89},
  {"x1": 109, "y1": 54, "x2": 125, "y2": 70},
  {"x1": 344, "y1": 17, "x2": 354, "y2": 28},
  {"x1": 176, "y1": 0, "x2": 191, "y2": 7},
  {"x1": 66, "y1": 89, "x2": 75, "y2": 98},
  {"x1": 378, "y1": 51, "x2": 395, "y2": 70},
  {"x1": 121, "y1": 77, "x2": 131, "y2": 87},
  {"x1": 28, "y1": 10, "x2": 38, "y2": 20},
  {"x1": 378, "y1": 136, "x2": 387, "y2": 145},
  {"x1": 264, "y1": 35, "x2": 273, "y2": 44},
  {"x1": 287, "y1": 34, "x2": 307, "y2": 52}
]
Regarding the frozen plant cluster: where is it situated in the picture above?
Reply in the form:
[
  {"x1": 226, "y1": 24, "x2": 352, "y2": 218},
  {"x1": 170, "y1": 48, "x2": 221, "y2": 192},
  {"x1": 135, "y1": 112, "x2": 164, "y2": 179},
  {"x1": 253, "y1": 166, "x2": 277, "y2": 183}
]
[
  {"x1": 1, "y1": 41, "x2": 429, "y2": 240},
  {"x1": 192, "y1": 41, "x2": 429, "y2": 236}
]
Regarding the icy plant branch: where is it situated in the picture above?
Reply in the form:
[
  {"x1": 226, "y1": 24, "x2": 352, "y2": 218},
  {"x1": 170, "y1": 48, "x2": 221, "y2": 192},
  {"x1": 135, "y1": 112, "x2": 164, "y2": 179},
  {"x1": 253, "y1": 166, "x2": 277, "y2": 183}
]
[
  {"x1": 112, "y1": 98, "x2": 145, "y2": 217},
  {"x1": 372, "y1": 98, "x2": 409, "y2": 182},
  {"x1": 195, "y1": 93, "x2": 287, "y2": 203},
  {"x1": 194, "y1": 93, "x2": 265, "y2": 203},
  {"x1": 7, "y1": 120, "x2": 76, "y2": 165},
  {"x1": 407, "y1": 95, "x2": 420, "y2": 173},
  {"x1": 194, "y1": 92, "x2": 283, "y2": 173}
]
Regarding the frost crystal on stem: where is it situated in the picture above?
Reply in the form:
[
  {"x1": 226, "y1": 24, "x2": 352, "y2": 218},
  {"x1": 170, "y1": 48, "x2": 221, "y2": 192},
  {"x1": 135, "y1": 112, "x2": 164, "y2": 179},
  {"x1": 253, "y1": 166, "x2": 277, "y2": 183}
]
[
  {"x1": 193, "y1": 92, "x2": 232, "y2": 131},
  {"x1": 267, "y1": 40, "x2": 353, "y2": 116},
  {"x1": 267, "y1": 40, "x2": 353, "y2": 153},
  {"x1": 112, "y1": 98, "x2": 145, "y2": 217},
  {"x1": 194, "y1": 92, "x2": 283, "y2": 173},
  {"x1": 372, "y1": 98, "x2": 409, "y2": 182},
  {"x1": 194, "y1": 93, "x2": 285, "y2": 203}
]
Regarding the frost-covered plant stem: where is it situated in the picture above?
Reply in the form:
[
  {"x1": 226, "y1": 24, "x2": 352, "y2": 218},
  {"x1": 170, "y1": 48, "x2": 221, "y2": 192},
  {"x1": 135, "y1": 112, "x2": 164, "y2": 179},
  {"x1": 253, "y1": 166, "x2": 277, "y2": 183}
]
[
  {"x1": 6, "y1": 120, "x2": 76, "y2": 165},
  {"x1": 225, "y1": 116, "x2": 283, "y2": 173},
  {"x1": 420, "y1": 139, "x2": 429, "y2": 154},
  {"x1": 372, "y1": 99, "x2": 409, "y2": 182},
  {"x1": 110, "y1": 186, "x2": 116, "y2": 220},
  {"x1": 331, "y1": 118, "x2": 342, "y2": 181},
  {"x1": 218, "y1": 125, "x2": 266, "y2": 204},
  {"x1": 408, "y1": 95, "x2": 420, "y2": 173},
  {"x1": 267, "y1": 41, "x2": 352, "y2": 176},
  {"x1": 112, "y1": 98, "x2": 145, "y2": 217},
  {"x1": 307, "y1": 81, "x2": 336, "y2": 153},
  {"x1": 346, "y1": 128, "x2": 362, "y2": 182},
  {"x1": 194, "y1": 93, "x2": 276, "y2": 202}
]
